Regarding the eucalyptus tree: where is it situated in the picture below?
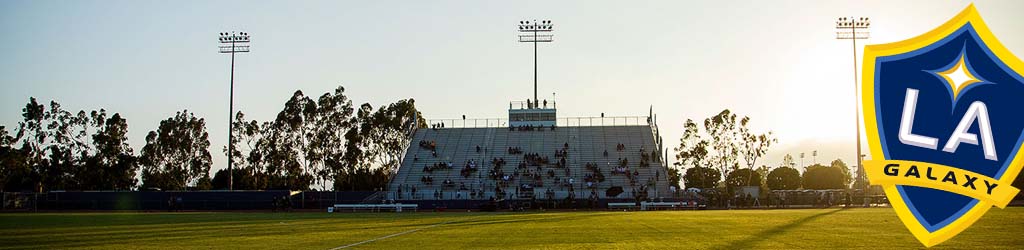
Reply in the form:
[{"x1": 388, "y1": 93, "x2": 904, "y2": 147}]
[{"x1": 139, "y1": 110, "x2": 212, "y2": 190}]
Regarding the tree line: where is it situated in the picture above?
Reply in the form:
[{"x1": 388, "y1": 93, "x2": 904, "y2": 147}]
[
  {"x1": 673, "y1": 109, "x2": 1024, "y2": 200},
  {"x1": 0, "y1": 85, "x2": 424, "y2": 192},
  {"x1": 672, "y1": 109, "x2": 861, "y2": 192},
  {"x1": 672, "y1": 109, "x2": 777, "y2": 192}
]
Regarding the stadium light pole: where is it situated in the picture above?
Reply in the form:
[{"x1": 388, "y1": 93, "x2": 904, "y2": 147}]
[
  {"x1": 836, "y1": 17, "x2": 869, "y2": 180},
  {"x1": 219, "y1": 31, "x2": 251, "y2": 191},
  {"x1": 518, "y1": 20, "x2": 553, "y2": 107}
]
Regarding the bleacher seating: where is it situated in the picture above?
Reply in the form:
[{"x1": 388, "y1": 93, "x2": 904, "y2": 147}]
[{"x1": 387, "y1": 125, "x2": 669, "y2": 201}]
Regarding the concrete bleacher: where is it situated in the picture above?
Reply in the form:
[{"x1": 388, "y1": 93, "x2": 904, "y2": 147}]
[{"x1": 387, "y1": 124, "x2": 669, "y2": 201}]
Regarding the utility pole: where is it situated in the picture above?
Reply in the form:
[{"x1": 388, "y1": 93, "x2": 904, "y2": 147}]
[
  {"x1": 518, "y1": 20, "x2": 553, "y2": 107},
  {"x1": 218, "y1": 31, "x2": 251, "y2": 191},
  {"x1": 836, "y1": 17, "x2": 870, "y2": 180}
]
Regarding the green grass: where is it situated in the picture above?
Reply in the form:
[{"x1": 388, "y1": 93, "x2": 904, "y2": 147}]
[{"x1": 1, "y1": 208, "x2": 1022, "y2": 249}]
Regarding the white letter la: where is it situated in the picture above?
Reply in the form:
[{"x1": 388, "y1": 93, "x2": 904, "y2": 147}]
[{"x1": 897, "y1": 88, "x2": 998, "y2": 161}]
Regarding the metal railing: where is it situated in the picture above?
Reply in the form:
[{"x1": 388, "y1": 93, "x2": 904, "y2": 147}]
[{"x1": 425, "y1": 116, "x2": 653, "y2": 128}]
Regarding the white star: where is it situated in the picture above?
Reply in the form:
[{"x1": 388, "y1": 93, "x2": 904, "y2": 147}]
[{"x1": 936, "y1": 54, "x2": 981, "y2": 100}]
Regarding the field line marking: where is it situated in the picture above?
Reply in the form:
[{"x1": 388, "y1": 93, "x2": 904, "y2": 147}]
[{"x1": 329, "y1": 218, "x2": 464, "y2": 249}]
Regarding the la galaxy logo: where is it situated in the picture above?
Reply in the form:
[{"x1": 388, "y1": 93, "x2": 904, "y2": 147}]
[{"x1": 862, "y1": 4, "x2": 1024, "y2": 247}]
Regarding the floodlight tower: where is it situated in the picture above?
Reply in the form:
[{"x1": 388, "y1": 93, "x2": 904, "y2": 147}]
[
  {"x1": 518, "y1": 20, "x2": 553, "y2": 107},
  {"x1": 836, "y1": 17, "x2": 869, "y2": 179},
  {"x1": 218, "y1": 31, "x2": 250, "y2": 191}
]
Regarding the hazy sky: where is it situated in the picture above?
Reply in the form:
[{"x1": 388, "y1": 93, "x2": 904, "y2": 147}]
[{"x1": 2, "y1": 0, "x2": 1023, "y2": 173}]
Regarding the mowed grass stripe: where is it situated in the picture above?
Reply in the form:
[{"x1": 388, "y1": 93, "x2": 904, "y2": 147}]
[
  {"x1": 0, "y1": 213, "x2": 468, "y2": 249},
  {"x1": 1, "y1": 208, "x2": 1022, "y2": 249}
]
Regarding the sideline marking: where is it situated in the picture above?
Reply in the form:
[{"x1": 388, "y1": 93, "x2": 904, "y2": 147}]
[{"x1": 328, "y1": 219, "x2": 462, "y2": 249}]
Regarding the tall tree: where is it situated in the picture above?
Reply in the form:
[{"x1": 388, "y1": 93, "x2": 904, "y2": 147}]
[
  {"x1": 311, "y1": 86, "x2": 355, "y2": 190},
  {"x1": 802, "y1": 163, "x2": 848, "y2": 190},
  {"x1": 363, "y1": 99, "x2": 421, "y2": 175},
  {"x1": 737, "y1": 115, "x2": 775, "y2": 191},
  {"x1": 6, "y1": 98, "x2": 139, "y2": 191},
  {"x1": 11, "y1": 99, "x2": 92, "y2": 191},
  {"x1": 139, "y1": 111, "x2": 212, "y2": 190},
  {"x1": 767, "y1": 166, "x2": 802, "y2": 190},
  {"x1": 0, "y1": 125, "x2": 33, "y2": 191},
  {"x1": 336, "y1": 103, "x2": 371, "y2": 191},
  {"x1": 738, "y1": 116, "x2": 775, "y2": 170},
  {"x1": 271, "y1": 90, "x2": 318, "y2": 190},
  {"x1": 780, "y1": 153, "x2": 796, "y2": 169},
  {"x1": 16, "y1": 97, "x2": 48, "y2": 179},
  {"x1": 674, "y1": 119, "x2": 710, "y2": 169},
  {"x1": 725, "y1": 168, "x2": 763, "y2": 193},
  {"x1": 829, "y1": 159, "x2": 853, "y2": 188},
  {"x1": 704, "y1": 109, "x2": 740, "y2": 178},
  {"x1": 334, "y1": 99, "x2": 423, "y2": 191},
  {"x1": 226, "y1": 111, "x2": 271, "y2": 190},
  {"x1": 682, "y1": 166, "x2": 721, "y2": 189},
  {"x1": 80, "y1": 111, "x2": 138, "y2": 190}
]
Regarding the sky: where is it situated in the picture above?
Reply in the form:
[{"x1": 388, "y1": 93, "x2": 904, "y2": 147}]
[{"x1": 2, "y1": 0, "x2": 1023, "y2": 174}]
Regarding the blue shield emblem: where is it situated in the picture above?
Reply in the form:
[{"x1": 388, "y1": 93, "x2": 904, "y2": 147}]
[{"x1": 862, "y1": 4, "x2": 1024, "y2": 247}]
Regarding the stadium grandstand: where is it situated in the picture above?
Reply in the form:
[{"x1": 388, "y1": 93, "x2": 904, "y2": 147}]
[{"x1": 381, "y1": 100, "x2": 677, "y2": 210}]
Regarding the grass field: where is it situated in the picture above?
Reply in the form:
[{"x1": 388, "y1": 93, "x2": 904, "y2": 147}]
[{"x1": 1, "y1": 207, "x2": 1022, "y2": 249}]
